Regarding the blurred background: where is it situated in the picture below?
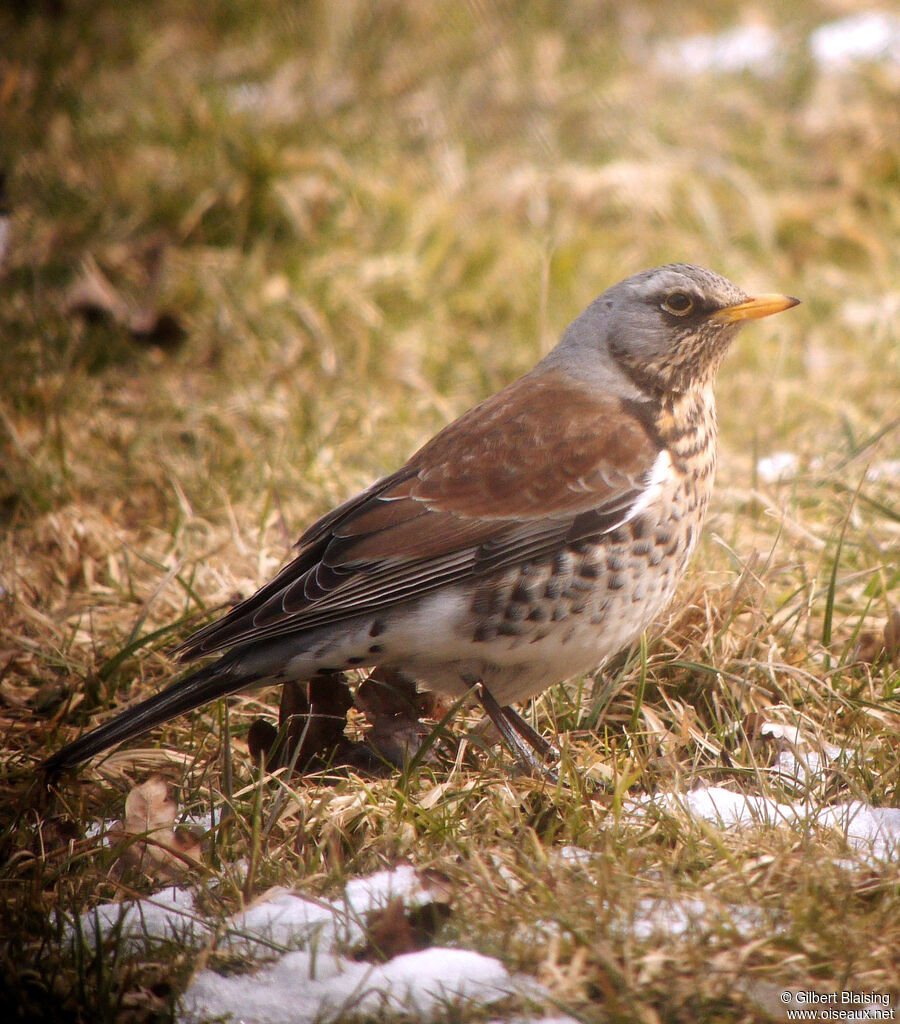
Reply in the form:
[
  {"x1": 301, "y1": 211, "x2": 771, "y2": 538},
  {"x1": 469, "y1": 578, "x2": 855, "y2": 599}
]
[
  {"x1": 1, "y1": 0, "x2": 897, "y2": 540},
  {"x1": 2, "y1": 4, "x2": 899, "y2": 1020}
]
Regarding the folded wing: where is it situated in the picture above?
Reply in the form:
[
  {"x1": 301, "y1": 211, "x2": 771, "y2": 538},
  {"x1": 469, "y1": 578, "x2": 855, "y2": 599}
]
[{"x1": 177, "y1": 369, "x2": 662, "y2": 660}]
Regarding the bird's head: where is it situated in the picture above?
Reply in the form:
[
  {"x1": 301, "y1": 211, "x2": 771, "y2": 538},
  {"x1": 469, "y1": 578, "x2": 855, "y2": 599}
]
[{"x1": 558, "y1": 263, "x2": 799, "y2": 397}]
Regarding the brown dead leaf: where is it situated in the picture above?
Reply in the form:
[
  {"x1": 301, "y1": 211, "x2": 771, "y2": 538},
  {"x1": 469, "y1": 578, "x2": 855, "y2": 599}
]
[
  {"x1": 248, "y1": 669, "x2": 441, "y2": 776},
  {"x1": 353, "y1": 877, "x2": 453, "y2": 962},
  {"x1": 63, "y1": 242, "x2": 185, "y2": 351},
  {"x1": 114, "y1": 774, "x2": 202, "y2": 881},
  {"x1": 853, "y1": 609, "x2": 900, "y2": 665},
  {"x1": 64, "y1": 256, "x2": 131, "y2": 324},
  {"x1": 355, "y1": 667, "x2": 433, "y2": 768},
  {"x1": 125, "y1": 774, "x2": 177, "y2": 834},
  {"x1": 249, "y1": 673, "x2": 358, "y2": 772}
]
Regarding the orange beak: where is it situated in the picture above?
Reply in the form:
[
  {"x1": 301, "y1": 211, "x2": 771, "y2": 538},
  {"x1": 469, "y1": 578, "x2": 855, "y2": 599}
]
[{"x1": 710, "y1": 293, "x2": 801, "y2": 324}]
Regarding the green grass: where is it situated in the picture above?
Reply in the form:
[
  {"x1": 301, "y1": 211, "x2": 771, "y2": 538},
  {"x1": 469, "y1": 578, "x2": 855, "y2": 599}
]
[{"x1": 1, "y1": 1, "x2": 899, "y2": 1021}]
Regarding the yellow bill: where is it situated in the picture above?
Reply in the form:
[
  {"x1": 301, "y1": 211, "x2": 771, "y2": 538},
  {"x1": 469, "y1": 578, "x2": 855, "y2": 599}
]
[{"x1": 711, "y1": 293, "x2": 801, "y2": 324}]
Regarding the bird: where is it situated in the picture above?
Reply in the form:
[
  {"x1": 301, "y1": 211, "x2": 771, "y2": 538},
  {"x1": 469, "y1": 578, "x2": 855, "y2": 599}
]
[{"x1": 43, "y1": 264, "x2": 799, "y2": 775}]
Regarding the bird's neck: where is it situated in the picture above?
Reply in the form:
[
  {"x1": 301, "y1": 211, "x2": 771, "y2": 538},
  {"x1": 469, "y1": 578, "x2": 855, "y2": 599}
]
[{"x1": 654, "y1": 384, "x2": 718, "y2": 474}]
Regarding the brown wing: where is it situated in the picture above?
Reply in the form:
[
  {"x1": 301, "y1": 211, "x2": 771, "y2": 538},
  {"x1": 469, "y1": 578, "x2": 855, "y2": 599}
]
[{"x1": 178, "y1": 368, "x2": 661, "y2": 660}]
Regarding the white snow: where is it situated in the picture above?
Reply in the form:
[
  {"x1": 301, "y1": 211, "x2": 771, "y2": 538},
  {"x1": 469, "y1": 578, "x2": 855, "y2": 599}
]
[
  {"x1": 656, "y1": 24, "x2": 781, "y2": 77},
  {"x1": 182, "y1": 946, "x2": 518, "y2": 1024},
  {"x1": 866, "y1": 460, "x2": 900, "y2": 482},
  {"x1": 655, "y1": 12, "x2": 900, "y2": 80},
  {"x1": 810, "y1": 12, "x2": 900, "y2": 68},
  {"x1": 69, "y1": 866, "x2": 540, "y2": 1023},
  {"x1": 632, "y1": 785, "x2": 900, "y2": 864},
  {"x1": 757, "y1": 451, "x2": 799, "y2": 483},
  {"x1": 70, "y1": 886, "x2": 211, "y2": 950},
  {"x1": 219, "y1": 864, "x2": 435, "y2": 958},
  {"x1": 65, "y1": 775, "x2": 900, "y2": 1021}
]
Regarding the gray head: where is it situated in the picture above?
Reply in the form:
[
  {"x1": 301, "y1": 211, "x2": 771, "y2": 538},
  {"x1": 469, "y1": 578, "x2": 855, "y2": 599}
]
[{"x1": 550, "y1": 263, "x2": 799, "y2": 395}]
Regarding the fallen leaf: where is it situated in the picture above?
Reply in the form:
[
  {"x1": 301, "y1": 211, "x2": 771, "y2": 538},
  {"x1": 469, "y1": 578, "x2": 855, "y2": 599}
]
[
  {"x1": 63, "y1": 242, "x2": 186, "y2": 351},
  {"x1": 114, "y1": 774, "x2": 202, "y2": 881},
  {"x1": 353, "y1": 874, "x2": 453, "y2": 962},
  {"x1": 854, "y1": 609, "x2": 900, "y2": 665}
]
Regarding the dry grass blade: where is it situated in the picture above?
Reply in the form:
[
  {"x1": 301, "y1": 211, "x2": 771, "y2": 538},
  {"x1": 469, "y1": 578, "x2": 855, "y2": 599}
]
[{"x1": 2, "y1": 1, "x2": 899, "y2": 1022}]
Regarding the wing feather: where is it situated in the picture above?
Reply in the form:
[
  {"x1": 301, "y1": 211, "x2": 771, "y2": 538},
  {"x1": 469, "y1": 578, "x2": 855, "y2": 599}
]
[{"x1": 177, "y1": 369, "x2": 663, "y2": 661}]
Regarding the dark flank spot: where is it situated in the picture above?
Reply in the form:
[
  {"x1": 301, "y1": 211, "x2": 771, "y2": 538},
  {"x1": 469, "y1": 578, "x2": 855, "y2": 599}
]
[
  {"x1": 473, "y1": 623, "x2": 499, "y2": 643},
  {"x1": 511, "y1": 579, "x2": 535, "y2": 604},
  {"x1": 369, "y1": 644, "x2": 384, "y2": 655},
  {"x1": 570, "y1": 539, "x2": 590, "y2": 556},
  {"x1": 544, "y1": 578, "x2": 562, "y2": 600},
  {"x1": 552, "y1": 550, "x2": 573, "y2": 576},
  {"x1": 347, "y1": 656, "x2": 366, "y2": 665},
  {"x1": 473, "y1": 587, "x2": 505, "y2": 616},
  {"x1": 685, "y1": 524, "x2": 695, "y2": 548},
  {"x1": 369, "y1": 619, "x2": 387, "y2": 637},
  {"x1": 630, "y1": 516, "x2": 650, "y2": 540},
  {"x1": 605, "y1": 554, "x2": 626, "y2": 573},
  {"x1": 654, "y1": 527, "x2": 673, "y2": 547},
  {"x1": 680, "y1": 438, "x2": 707, "y2": 458},
  {"x1": 551, "y1": 606, "x2": 567, "y2": 622},
  {"x1": 631, "y1": 540, "x2": 652, "y2": 557},
  {"x1": 665, "y1": 539, "x2": 681, "y2": 558},
  {"x1": 648, "y1": 549, "x2": 663, "y2": 566},
  {"x1": 498, "y1": 621, "x2": 525, "y2": 636},
  {"x1": 607, "y1": 574, "x2": 626, "y2": 591},
  {"x1": 579, "y1": 559, "x2": 602, "y2": 579},
  {"x1": 530, "y1": 629, "x2": 550, "y2": 643},
  {"x1": 527, "y1": 605, "x2": 549, "y2": 623},
  {"x1": 591, "y1": 598, "x2": 612, "y2": 623},
  {"x1": 566, "y1": 577, "x2": 593, "y2": 595},
  {"x1": 504, "y1": 602, "x2": 528, "y2": 621},
  {"x1": 570, "y1": 601, "x2": 586, "y2": 615},
  {"x1": 607, "y1": 527, "x2": 629, "y2": 545}
]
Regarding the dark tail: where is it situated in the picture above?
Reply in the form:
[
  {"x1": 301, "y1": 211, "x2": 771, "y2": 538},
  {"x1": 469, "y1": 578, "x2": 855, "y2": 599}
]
[{"x1": 42, "y1": 660, "x2": 261, "y2": 774}]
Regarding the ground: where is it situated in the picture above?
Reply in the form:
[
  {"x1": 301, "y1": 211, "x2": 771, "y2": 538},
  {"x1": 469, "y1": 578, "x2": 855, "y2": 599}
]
[{"x1": 1, "y1": 2, "x2": 899, "y2": 1022}]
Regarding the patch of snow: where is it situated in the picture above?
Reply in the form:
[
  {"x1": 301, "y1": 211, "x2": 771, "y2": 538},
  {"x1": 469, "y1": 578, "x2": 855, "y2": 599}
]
[
  {"x1": 656, "y1": 24, "x2": 781, "y2": 77},
  {"x1": 630, "y1": 897, "x2": 711, "y2": 940},
  {"x1": 867, "y1": 460, "x2": 900, "y2": 482},
  {"x1": 771, "y1": 746, "x2": 834, "y2": 787},
  {"x1": 555, "y1": 845, "x2": 594, "y2": 866},
  {"x1": 757, "y1": 452, "x2": 799, "y2": 482},
  {"x1": 71, "y1": 887, "x2": 211, "y2": 949},
  {"x1": 220, "y1": 864, "x2": 436, "y2": 958},
  {"x1": 810, "y1": 12, "x2": 900, "y2": 68},
  {"x1": 631, "y1": 786, "x2": 900, "y2": 865},
  {"x1": 182, "y1": 947, "x2": 522, "y2": 1024},
  {"x1": 67, "y1": 866, "x2": 545, "y2": 1023},
  {"x1": 841, "y1": 293, "x2": 900, "y2": 330},
  {"x1": 219, "y1": 889, "x2": 339, "y2": 958},
  {"x1": 815, "y1": 803, "x2": 900, "y2": 864},
  {"x1": 629, "y1": 896, "x2": 768, "y2": 942}
]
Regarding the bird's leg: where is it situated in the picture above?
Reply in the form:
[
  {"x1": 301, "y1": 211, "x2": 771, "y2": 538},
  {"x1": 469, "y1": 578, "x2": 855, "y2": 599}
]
[
  {"x1": 475, "y1": 682, "x2": 559, "y2": 780},
  {"x1": 497, "y1": 703, "x2": 560, "y2": 762}
]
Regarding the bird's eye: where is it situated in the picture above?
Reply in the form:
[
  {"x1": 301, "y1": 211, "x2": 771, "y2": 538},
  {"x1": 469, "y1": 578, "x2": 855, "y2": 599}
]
[{"x1": 662, "y1": 291, "x2": 694, "y2": 316}]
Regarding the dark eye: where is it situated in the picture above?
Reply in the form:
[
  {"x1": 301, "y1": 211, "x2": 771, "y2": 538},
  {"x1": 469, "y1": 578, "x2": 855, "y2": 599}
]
[{"x1": 662, "y1": 291, "x2": 695, "y2": 316}]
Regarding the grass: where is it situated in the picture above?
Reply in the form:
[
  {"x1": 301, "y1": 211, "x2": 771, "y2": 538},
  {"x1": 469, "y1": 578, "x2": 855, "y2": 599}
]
[{"x1": 1, "y1": 0, "x2": 899, "y2": 1021}]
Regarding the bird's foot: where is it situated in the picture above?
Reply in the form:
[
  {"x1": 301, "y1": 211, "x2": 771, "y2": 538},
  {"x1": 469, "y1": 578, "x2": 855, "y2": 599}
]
[{"x1": 475, "y1": 682, "x2": 560, "y2": 782}]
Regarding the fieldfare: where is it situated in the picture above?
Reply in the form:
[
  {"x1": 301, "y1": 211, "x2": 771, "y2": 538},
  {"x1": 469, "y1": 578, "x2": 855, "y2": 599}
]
[{"x1": 44, "y1": 264, "x2": 799, "y2": 774}]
